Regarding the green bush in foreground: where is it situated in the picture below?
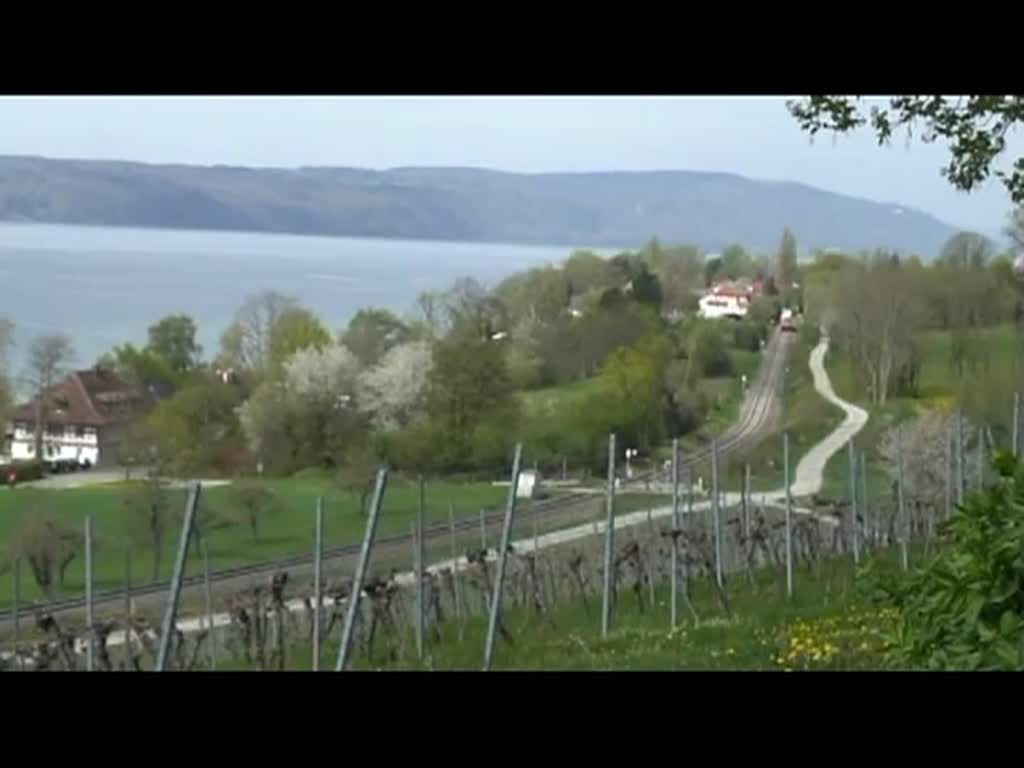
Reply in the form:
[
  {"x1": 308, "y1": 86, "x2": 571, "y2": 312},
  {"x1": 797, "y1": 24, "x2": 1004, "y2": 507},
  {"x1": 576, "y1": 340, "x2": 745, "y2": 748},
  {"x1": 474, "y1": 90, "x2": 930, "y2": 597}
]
[{"x1": 865, "y1": 451, "x2": 1024, "y2": 670}]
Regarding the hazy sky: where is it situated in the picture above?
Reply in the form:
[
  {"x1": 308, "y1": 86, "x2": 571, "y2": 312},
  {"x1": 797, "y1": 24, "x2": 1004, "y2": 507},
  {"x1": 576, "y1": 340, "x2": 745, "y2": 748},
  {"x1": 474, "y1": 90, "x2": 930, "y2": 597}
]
[{"x1": 0, "y1": 96, "x2": 1018, "y2": 237}]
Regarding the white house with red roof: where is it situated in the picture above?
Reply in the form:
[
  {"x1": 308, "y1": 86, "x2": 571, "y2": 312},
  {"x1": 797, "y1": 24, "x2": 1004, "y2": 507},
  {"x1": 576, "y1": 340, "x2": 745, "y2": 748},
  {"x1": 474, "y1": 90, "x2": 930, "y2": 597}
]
[{"x1": 698, "y1": 279, "x2": 759, "y2": 320}]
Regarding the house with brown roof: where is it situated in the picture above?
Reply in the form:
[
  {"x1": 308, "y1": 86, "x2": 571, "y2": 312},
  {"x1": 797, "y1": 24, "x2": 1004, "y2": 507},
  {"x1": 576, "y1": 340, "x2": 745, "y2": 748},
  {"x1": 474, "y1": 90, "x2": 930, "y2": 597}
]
[{"x1": 5, "y1": 367, "x2": 154, "y2": 468}]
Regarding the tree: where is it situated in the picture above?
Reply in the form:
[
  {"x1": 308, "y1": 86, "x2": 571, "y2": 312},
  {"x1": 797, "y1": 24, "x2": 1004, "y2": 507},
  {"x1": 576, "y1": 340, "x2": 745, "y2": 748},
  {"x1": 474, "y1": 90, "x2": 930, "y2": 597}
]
[
  {"x1": 1004, "y1": 206, "x2": 1024, "y2": 255},
  {"x1": 147, "y1": 314, "x2": 202, "y2": 372},
  {"x1": 777, "y1": 228, "x2": 798, "y2": 289},
  {"x1": 341, "y1": 308, "x2": 411, "y2": 367},
  {"x1": 830, "y1": 255, "x2": 925, "y2": 404},
  {"x1": 597, "y1": 345, "x2": 662, "y2": 451},
  {"x1": 268, "y1": 307, "x2": 331, "y2": 369},
  {"x1": 23, "y1": 334, "x2": 75, "y2": 460},
  {"x1": 227, "y1": 483, "x2": 277, "y2": 542},
  {"x1": 684, "y1": 321, "x2": 734, "y2": 384},
  {"x1": 356, "y1": 340, "x2": 433, "y2": 431},
  {"x1": 239, "y1": 343, "x2": 365, "y2": 474},
  {"x1": 103, "y1": 343, "x2": 178, "y2": 394},
  {"x1": 934, "y1": 233, "x2": 999, "y2": 377},
  {"x1": 787, "y1": 96, "x2": 1024, "y2": 204},
  {"x1": 9, "y1": 510, "x2": 82, "y2": 596},
  {"x1": 423, "y1": 334, "x2": 520, "y2": 470},
  {"x1": 628, "y1": 264, "x2": 663, "y2": 309},
  {"x1": 123, "y1": 473, "x2": 172, "y2": 581},
  {"x1": 219, "y1": 291, "x2": 298, "y2": 371},
  {"x1": 720, "y1": 243, "x2": 754, "y2": 280},
  {"x1": 140, "y1": 375, "x2": 245, "y2": 476},
  {"x1": 494, "y1": 267, "x2": 571, "y2": 326},
  {"x1": 443, "y1": 277, "x2": 509, "y2": 341},
  {"x1": 563, "y1": 250, "x2": 616, "y2": 297}
]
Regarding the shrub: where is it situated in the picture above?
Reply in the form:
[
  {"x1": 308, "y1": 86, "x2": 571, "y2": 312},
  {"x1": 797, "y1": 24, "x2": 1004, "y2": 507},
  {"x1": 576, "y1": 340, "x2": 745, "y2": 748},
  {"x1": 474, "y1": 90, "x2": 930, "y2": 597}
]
[
  {"x1": 864, "y1": 451, "x2": 1024, "y2": 670},
  {"x1": 7, "y1": 459, "x2": 47, "y2": 483}
]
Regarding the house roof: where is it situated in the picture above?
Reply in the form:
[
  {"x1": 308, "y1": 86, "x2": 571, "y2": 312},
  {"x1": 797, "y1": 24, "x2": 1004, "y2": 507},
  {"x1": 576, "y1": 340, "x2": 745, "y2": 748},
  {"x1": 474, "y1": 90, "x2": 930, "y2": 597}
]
[{"x1": 12, "y1": 368, "x2": 154, "y2": 427}]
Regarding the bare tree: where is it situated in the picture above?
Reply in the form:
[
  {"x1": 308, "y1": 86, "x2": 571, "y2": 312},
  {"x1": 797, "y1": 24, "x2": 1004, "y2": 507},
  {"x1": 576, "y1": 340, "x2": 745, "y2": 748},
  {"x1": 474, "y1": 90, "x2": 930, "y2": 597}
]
[
  {"x1": 123, "y1": 472, "x2": 172, "y2": 581},
  {"x1": 22, "y1": 334, "x2": 75, "y2": 460},
  {"x1": 10, "y1": 512, "x2": 82, "y2": 597},
  {"x1": 1007, "y1": 206, "x2": 1024, "y2": 256},
  {"x1": 220, "y1": 291, "x2": 297, "y2": 371},
  {"x1": 831, "y1": 254, "x2": 924, "y2": 405},
  {"x1": 228, "y1": 484, "x2": 277, "y2": 542}
]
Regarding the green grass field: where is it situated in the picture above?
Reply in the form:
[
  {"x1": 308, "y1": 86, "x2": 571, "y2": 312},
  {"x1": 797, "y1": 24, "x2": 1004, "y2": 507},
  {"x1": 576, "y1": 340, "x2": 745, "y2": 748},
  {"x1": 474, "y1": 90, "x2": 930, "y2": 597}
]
[
  {"x1": 0, "y1": 475, "x2": 514, "y2": 607},
  {"x1": 0, "y1": 474, "x2": 669, "y2": 611}
]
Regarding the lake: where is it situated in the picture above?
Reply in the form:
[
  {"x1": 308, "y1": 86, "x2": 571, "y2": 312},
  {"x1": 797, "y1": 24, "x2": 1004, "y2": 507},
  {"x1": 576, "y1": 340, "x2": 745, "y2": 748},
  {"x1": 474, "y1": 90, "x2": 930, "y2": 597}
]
[{"x1": 0, "y1": 223, "x2": 594, "y2": 373}]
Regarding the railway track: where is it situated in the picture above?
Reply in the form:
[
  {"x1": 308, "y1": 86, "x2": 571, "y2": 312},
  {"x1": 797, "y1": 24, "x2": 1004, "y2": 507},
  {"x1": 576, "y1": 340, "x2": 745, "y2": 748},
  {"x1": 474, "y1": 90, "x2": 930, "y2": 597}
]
[{"x1": 0, "y1": 329, "x2": 791, "y2": 626}]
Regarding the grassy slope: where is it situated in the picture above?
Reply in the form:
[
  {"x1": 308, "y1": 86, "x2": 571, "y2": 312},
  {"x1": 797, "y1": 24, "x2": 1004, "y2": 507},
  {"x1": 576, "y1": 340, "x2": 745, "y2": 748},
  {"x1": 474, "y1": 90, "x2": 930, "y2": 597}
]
[{"x1": 219, "y1": 547, "x2": 905, "y2": 671}]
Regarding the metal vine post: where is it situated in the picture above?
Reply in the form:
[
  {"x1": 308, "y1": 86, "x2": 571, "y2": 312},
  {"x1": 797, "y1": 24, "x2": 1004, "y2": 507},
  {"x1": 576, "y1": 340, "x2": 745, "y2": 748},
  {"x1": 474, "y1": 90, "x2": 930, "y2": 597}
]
[
  {"x1": 313, "y1": 496, "x2": 324, "y2": 671},
  {"x1": 897, "y1": 424, "x2": 908, "y2": 572},
  {"x1": 784, "y1": 432, "x2": 793, "y2": 599},
  {"x1": 336, "y1": 467, "x2": 389, "y2": 672},
  {"x1": 601, "y1": 434, "x2": 617, "y2": 637},
  {"x1": 712, "y1": 437, "x2": 723, "y2": 589},
  {"x1": 848, "y1": 439, "x2": 859, "y2": 565},
  {"x1": 156, "y1": 481, "x2": 202, "y2": 672},
  {"x1": 85, "y1": 515, "x2": 94, "y2": 672},
  {"x1": 482, "y1": 442, "x2": 523, "y2": 671},
  {"x1": 670, "y1": 438, "x2": 680, "y2": 629}
]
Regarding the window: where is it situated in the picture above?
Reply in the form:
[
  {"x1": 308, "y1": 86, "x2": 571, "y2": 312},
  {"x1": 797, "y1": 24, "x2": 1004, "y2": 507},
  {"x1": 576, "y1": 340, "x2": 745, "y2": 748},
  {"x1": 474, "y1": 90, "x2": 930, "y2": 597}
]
[
  {"x1": 46, "y1": 424, "x2": 63, "y2": 437},
  {"x1": 75, "y1": 426, "x2": 86, "y2": 438}
]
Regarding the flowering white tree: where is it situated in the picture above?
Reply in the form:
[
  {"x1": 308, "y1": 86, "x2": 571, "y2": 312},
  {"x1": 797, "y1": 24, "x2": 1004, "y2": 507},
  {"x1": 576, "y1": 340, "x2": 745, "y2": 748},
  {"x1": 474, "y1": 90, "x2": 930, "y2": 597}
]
[
  {"x1": 878, "y1": 410, "x2": 957, "y2": 508},
  {"x1": 357, "y1": 340, "x2": 433, "y2": 431},
  {"x1": 284, "y1": 343, "x2": 361, "y2": 406},
  {"x1": 237, "y1": 343, "x2": 363, "y2": 468}
]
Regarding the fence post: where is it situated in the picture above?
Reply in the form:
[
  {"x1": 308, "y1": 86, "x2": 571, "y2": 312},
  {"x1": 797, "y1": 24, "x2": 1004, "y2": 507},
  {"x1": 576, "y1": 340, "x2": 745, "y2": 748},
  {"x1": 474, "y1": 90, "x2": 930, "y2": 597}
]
[
  {"x1": 336, "y1": 468, "x2": 388, "y2": 672},
  {"x1": 1013, "y1": 392, "x2": 1020, "y2": 460},
  {"x1": 945, "y1": 420, "x2": 953, "y2": 521},
  {"x1": 784, "y1": 432, "x2": 793, "y2": 599},
  {"x1": 956, "y1": 408, "x2": 965, "y2": 506},
  {"x1": 156, "y1": 482, "x2": 201, "y2": 672},
  {"x1": 13, "y1": 557, "x2": 21, "y2": 672},
  {"x1": 712, "y1": 438, "x2": 723, "y2": 589},
  {"x1": 124, "y1": 549, "x2": 133, "y2": 671},
  {"x1": 859, "y1": 450, "x2": 869, "y2": 549},
  {"x1": 482, "y1": 443, "x2": 523, "y2": 671},
  {"x1": 200, "y1": 531, "x2": 216, "y2": 670},
  {"x1": 416, "y1": 476, "x2": 426, "y2": 662},
  {"x1": 848, "y1": 439, "x2": 859, "y2": 565},
  {"x1": 85, "y1": 515, "x2": 94, "y2": 672},
  {"x1": 448, "y1": 500, "x2": 463, "y2": 633},
  {"x1": 601, "y1": 433, "x2": 617, "y2": 637},
  {"x1": 897, "y1": 424, "x2": 908, "y2": 572},
  {"x1": 743, "y1": 463, "x2": 751, "y2": 538},
  {"x1": 312, "y1": 496, "x2": 324, "y2": 671},
  {"x1": 670, "y1": 438, "x2": 680, "y2": 629},
  {"x1": 480, "y1": 509, "x2": 487, "y2": 550},
  {"x1": 976, "y1": 425, "x2": 984, "y2": 491}
]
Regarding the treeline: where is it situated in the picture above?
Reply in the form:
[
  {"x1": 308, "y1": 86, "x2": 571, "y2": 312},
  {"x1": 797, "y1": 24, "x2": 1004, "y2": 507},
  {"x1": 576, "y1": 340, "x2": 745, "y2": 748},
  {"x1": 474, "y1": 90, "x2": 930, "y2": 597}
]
[
  {"x1": 811, "y1": 225, "x2": 1024, "y2": 427},
  {"x1": 0, "y1": 233, "x2": 804, "y2": 480}
]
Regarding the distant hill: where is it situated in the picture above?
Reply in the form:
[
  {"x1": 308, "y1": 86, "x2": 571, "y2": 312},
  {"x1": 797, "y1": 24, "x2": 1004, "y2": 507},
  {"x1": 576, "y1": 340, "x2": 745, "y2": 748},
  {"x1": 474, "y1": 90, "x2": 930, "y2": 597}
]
[{"x1": 0, "y1": 156, "x2": 959, "y2": 256}]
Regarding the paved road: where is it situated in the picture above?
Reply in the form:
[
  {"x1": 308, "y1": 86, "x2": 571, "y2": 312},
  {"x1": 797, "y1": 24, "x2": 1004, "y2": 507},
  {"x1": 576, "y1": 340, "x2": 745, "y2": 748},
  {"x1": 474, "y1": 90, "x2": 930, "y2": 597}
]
[{"x1": 765, "y1": 331, "x2": 868, "y2": 502}]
